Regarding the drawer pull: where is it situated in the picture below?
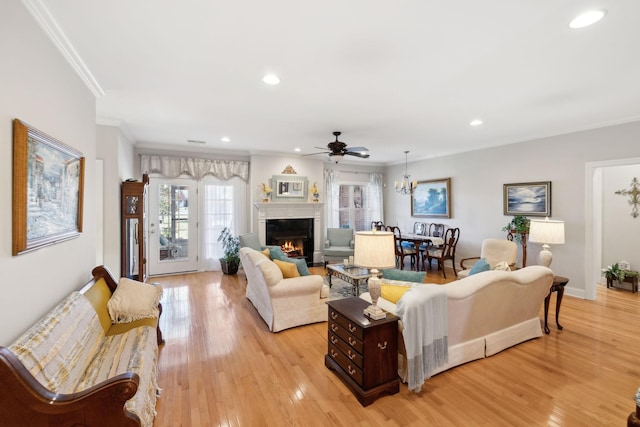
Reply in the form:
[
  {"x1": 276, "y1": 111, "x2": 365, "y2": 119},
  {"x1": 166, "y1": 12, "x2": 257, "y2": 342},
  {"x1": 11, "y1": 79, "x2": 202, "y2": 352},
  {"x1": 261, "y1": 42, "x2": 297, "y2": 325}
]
[
  {"x1": 348, "y1": 350, "x2": 356, "y2": 360},
  {"x1": 330, "y1": 311, "x2": 338, "y2": 320},
  {"x1": 330, "y1": 349, "x2": 338, "y2": 358},
  {"x1": 348, "y1": 365, "x2": 356, "y2": 376},
  {"x1": 348, "y1": 323, "x2": 357, "y2": 333},
  {"x1": 348, "y1": 337, "x2": 356, "y2": 346},
  {"x1": 331, "y1": 324, "x2": 339, "y2": 332},
  {"x1": 330, "y1": 336, "x2": 338, "y2": 345},
  {"x1": 378, "y1": 341, "x2": 388, "y2": 350}
]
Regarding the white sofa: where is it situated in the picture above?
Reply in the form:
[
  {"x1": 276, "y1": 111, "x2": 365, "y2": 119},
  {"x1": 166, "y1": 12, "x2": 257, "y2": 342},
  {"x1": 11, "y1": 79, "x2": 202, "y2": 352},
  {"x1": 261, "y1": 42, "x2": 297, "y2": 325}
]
[
  {"x1": 240, "y1": 247, "x2": 329, "y2": 332},
  {"x1": 360, "y1": 265, "x2": 554, "y2": 385}
]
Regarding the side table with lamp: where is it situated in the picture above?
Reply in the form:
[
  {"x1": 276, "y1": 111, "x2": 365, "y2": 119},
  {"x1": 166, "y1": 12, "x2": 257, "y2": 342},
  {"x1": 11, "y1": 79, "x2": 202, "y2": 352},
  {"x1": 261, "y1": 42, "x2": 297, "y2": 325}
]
[
  {"x1": 529, "y1": 217, "x2": 567, "y2": 334},
  {"x1": 324, "y1": 230, "x2": 399, "y2": 405}
]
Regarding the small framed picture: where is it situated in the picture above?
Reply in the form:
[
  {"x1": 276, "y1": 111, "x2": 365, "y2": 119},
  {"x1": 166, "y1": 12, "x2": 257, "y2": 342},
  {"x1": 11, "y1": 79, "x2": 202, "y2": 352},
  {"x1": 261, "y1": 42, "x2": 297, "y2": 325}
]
[{"x1": 503, "y1": 181, "x2": 551, "y2": 217}]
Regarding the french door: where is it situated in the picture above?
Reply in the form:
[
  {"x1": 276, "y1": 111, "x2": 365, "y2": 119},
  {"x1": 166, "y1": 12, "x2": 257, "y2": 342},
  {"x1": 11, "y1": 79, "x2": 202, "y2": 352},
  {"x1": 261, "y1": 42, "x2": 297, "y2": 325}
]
[{"x1": 148, "y1": 178, "x2": 198, "y2": 275}]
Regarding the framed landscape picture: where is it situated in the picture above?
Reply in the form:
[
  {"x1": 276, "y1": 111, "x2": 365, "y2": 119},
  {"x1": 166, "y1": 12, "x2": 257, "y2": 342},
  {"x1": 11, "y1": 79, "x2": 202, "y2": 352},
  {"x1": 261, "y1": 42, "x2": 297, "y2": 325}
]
[
  {"x1": 13, "y1": 119, "x2": 85, "y2": 255},
  {"x1": 503, "y1": 181, "x2": 551, "y2": 217},
  {"x1": 411, "y1": 178, "x2": 451, "y2": 218}
]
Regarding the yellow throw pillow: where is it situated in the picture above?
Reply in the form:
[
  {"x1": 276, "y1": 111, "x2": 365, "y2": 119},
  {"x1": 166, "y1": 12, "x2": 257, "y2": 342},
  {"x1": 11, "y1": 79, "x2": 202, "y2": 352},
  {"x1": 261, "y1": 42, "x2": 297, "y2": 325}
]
[
  {"x1": 273, "y1": 259, "x2": 300, "y2": 278},
  {"x1": 261, "y1": 248, "x2": 271, "y2": 258},
  {"x1": 380, "y1": 283, "x2": 413, "y2": 304}
]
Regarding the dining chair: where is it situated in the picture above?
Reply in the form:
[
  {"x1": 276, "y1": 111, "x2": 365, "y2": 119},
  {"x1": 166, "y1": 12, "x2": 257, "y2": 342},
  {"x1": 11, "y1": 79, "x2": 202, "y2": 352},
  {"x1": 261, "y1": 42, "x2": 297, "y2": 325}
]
[
  {"x1": 424, "y1": 227, "x2": 460, "y2": 278},
  {"x1": 429, "y1": 223, "x2": 446, "y2": 238},
  {"x1": 402, "y1": 222, "x2": 426, "y2": 251},
  {"x1": 387, "y1": 225, "x2": 416, "y2": 270}
]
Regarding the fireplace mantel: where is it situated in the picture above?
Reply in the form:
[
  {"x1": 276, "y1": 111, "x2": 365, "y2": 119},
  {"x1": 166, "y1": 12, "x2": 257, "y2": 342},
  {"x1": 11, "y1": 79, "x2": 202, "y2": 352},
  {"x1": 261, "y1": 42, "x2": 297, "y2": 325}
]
[{"x1": 254, "y1": 202, "x2": 324, "y2": 263}]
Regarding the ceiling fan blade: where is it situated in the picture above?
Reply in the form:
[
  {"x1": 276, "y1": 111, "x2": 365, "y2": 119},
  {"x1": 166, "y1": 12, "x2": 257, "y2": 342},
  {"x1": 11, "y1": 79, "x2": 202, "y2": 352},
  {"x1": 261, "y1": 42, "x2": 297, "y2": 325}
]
[
  {"x1": 346, "y1": 146, "x2": 369, "y2": 153},
  {"x1": 345, "y1": 151, "x2": 370, "y2": 158},
  {"x1": 314, "y1": 146, "x2": 329, "y2": 150},
  {"x1": 302, "y1": 151, "x2": 330, "y2": 157}
]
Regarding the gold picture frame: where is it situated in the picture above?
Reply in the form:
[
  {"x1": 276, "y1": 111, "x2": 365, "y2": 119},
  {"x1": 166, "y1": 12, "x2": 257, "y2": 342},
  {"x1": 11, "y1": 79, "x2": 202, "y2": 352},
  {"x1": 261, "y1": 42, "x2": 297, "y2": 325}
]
[{"x1": 13, "y1": 119, "x2": 85, "y2": 255}]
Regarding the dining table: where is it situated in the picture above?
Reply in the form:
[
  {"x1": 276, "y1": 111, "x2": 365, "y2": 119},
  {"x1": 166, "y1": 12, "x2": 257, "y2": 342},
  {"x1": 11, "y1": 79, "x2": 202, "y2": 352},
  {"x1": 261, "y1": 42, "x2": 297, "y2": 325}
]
[{"x1": 401, "y1": 233, "x2": 445, "y2": 271}]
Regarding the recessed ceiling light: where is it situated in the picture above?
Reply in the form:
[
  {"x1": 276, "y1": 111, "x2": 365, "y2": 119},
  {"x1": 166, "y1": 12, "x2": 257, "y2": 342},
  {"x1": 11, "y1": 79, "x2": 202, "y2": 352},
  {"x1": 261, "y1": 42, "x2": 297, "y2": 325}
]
[
  {"x1": 294, "y1": 148, "x2": 301, "y2": 152},
  {"x1": 262, "y1": 74, "x2": 280, "y2": 85},
  {"x1": 221, "y1": 137, "x2": 230, "y2": 143},
  {"x1": 470, "y1": 119, "x2": 483, "y2": 126},
  {"x1": 569, "y1": 10, "x2": 606, "y2": 29}
]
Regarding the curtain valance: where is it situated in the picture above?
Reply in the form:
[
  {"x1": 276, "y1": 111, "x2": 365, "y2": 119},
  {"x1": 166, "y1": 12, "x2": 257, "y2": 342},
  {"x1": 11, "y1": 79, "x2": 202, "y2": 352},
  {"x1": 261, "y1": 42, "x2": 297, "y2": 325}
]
[{"x1": 140, "y1": 155, "x2": 249, "y2": 182}]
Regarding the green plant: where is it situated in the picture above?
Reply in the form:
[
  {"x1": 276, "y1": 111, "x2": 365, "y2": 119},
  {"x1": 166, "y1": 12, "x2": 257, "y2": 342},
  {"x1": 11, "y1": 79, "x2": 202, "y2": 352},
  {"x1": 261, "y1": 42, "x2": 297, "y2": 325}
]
[
  {"x1": 602, "y1": 263, "x2": 638, "y2": 282},
  {"x1": 502, "y1": 215, "x2": 530, "y2": 243},
  {"x1": 217, "y1": 227, "x2": 240, "y2": 262}
]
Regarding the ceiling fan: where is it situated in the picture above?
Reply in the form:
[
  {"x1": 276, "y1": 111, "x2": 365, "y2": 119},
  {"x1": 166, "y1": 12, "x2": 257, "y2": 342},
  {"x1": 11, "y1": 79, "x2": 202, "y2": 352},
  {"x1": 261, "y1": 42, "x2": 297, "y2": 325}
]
[{"x1": 305, "y1": 131, "x2": 370, "y2": 163}]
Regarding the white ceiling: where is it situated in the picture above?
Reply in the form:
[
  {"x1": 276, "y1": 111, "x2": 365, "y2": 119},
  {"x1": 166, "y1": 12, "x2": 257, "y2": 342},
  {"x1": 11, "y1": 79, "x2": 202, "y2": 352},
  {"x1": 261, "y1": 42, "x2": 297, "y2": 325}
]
[{"x1": 30, "y1": 0, "x2": 640, "y2": 165}]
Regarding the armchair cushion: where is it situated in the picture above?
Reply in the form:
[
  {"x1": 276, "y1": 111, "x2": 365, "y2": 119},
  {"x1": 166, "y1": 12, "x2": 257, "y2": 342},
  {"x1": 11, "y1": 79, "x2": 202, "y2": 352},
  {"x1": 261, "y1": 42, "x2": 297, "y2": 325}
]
[
  {"x1": 269, "y1": 246, "x2": 311, "y2": 276},
  {"x1": 469, "y1": 258, "x2": 491, "y2": 275},
  {"x1": 256, "y1": 256, "x2": 284, "y2": 286},
  {"x1": 239, "y1": 233, "x2": 263, "y2": 251},
  {"x1": 381, "y1": 283, "x2": 416, "y2": 304},
  {"x1": 273, "y1": 259, "x2": 300, "y2": 278},
  {"x1": 107, "y1": 278, "x2": 163, "y2": 323},
  {"x1": 381, "y1": 268, "x2": 426, "y2": 283}
]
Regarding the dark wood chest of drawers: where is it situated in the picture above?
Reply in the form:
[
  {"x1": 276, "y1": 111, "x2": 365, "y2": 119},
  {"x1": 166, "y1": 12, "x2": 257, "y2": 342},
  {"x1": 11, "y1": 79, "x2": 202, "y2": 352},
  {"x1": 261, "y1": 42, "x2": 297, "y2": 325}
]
[{"x1": 324, "y1": 297, "x2": 399, "y2": 406}]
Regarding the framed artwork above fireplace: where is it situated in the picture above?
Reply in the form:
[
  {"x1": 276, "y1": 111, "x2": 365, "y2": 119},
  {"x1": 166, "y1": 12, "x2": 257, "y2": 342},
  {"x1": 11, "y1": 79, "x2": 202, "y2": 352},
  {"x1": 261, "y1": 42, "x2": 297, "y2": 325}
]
[{"x1": 271, "y1": 174, "x2": 308, "y2": 201}]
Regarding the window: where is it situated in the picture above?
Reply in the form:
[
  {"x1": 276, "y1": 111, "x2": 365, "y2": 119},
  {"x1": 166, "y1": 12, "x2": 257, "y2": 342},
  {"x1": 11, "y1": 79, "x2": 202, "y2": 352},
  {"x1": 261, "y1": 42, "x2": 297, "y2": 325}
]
[{"x1": 338, "y1": 184, "x2": 370, "y2": 231}]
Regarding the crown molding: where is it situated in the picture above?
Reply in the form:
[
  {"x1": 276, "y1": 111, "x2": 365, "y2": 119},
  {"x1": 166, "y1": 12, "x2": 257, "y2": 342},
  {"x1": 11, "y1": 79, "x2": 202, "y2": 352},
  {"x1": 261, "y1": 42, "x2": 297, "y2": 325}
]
[{"x1": 21, "y1": 0, "x2": 104, "y2": 98}]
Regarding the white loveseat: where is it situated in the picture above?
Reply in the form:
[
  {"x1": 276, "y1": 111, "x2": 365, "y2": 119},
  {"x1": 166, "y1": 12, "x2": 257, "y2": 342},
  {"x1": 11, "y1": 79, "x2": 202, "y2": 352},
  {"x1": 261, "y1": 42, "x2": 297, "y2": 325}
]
[
  {"x1": 240, "y1": 247, "x2": 329, "y2": 332},
  {"x1": 360, "y1": 266, "x2": 554, "y2": 387}
]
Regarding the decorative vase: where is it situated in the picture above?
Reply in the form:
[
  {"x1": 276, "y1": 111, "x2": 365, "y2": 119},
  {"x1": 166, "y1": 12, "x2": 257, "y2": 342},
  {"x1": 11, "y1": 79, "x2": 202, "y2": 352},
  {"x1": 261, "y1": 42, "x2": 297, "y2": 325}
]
[{"x1": 312, "y1": 193, "x2": 319, "y2": 202}]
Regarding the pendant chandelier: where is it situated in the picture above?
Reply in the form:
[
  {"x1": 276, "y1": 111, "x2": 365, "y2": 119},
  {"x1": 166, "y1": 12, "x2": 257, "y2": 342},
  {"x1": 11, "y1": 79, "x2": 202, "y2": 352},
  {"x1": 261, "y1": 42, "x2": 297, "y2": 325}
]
[{"x1": 395, "y1": 151, "x2": 417, "y2": 195}]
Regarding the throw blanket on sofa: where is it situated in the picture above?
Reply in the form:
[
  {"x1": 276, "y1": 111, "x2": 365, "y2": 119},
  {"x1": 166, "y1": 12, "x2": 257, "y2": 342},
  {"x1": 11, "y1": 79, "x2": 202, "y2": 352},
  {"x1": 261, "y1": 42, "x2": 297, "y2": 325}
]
[{"x1": 397, "y1": 285, "x2": 449, "y2": 393}]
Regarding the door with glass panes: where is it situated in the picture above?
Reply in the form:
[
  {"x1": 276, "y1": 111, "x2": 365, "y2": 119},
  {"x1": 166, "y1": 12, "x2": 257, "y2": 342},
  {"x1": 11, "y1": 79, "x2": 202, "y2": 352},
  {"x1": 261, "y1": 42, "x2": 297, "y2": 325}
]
[{"x1": 148, "y1": 178, "x2": 198, "y2": 275}]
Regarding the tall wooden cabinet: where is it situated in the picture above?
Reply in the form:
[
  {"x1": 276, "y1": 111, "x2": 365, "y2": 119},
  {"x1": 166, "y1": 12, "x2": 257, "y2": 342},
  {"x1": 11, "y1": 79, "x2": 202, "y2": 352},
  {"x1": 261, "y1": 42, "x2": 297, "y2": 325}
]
[{"x1": 121, "y1": 174, "x2": 149, "y2": 281}]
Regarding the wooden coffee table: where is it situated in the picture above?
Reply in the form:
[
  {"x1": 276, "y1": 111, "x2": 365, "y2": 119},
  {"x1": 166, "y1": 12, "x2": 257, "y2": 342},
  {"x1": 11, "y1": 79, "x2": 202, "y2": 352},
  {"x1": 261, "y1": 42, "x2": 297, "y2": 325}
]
[{"x1": 326, "y1": 264, "x2": 371, "y2": 296}]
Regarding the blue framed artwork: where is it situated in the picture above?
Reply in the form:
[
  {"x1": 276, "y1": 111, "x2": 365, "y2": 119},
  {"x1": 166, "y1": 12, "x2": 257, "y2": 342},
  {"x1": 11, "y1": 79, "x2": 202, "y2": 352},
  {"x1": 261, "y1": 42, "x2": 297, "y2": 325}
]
[
  {"x1": 503, "y1": 181, "x2": 551, "y2": 217},
  {"x1": 411, "y1": 178, "x2": 451, "y2": 218}
]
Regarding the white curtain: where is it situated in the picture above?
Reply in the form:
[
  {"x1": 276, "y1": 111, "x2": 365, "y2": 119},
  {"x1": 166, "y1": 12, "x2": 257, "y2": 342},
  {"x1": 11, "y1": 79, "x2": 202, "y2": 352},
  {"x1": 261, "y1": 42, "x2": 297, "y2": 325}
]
[
  {"x1": 141, "y1": 154, "x2": 249, "y2": 181},
  {"x1": 324, "y1": 169, "x2": 340, "y2": 228},
  {"x1": 368, "y1": 172, "x2": 384, "y2": 225},
  {"x1": 199, "y1": 176, "x2": 249, "y2": 271}
]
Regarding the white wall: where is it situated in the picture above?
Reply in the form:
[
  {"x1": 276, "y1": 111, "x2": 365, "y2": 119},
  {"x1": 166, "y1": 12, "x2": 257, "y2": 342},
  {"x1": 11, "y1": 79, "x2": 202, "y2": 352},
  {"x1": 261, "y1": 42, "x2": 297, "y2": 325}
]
[
  {"x1": 96, "y1": 125, "x2": 136, "y2": 278},
  {"x1": 384, "y1": 121, "x2": 640, "y2": 298},
  {"x1": 0, "y1": 3, "x2": 97, "y2": 344},
  {"x1": 602, "y1": 164, "x2": 640, "y2": 271}
]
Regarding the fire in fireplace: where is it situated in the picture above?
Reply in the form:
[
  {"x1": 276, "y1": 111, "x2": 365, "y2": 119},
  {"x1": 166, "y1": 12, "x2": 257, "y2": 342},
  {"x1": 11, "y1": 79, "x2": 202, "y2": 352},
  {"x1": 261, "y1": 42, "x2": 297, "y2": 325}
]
[{"x1": 266, "y1": 218, "x2": 314, "y2": 264}]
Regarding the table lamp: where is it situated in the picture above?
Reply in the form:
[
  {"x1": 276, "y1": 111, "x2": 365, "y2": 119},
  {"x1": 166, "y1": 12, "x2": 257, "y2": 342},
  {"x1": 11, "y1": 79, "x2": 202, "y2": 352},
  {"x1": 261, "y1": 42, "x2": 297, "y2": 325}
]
[
  {"x1": 528, "y1": 218, "x2": 565, "y2": 268},
  {"x1": 354, "y1": 231, "x2": 396, "y2": 320}
]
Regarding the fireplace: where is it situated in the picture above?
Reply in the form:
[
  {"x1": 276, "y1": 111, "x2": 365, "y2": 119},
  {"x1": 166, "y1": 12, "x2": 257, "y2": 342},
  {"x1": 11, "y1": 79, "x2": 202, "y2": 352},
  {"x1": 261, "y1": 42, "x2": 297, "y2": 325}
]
[
  {"x1": 266, "y1": 218, "x2": 314, "y2": 264},
  {"x1": 254, "y1": 201, "x2": 323, "y2": 264}
]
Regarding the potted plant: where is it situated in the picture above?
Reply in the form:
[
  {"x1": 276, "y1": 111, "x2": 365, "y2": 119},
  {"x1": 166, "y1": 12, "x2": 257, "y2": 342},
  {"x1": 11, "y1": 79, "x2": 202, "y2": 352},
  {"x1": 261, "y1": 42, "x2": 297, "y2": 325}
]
[
  {"x1": 218, "y1": 227, "x2": 240, "y2": 275},
  {"x1": 502, "y1": 215, "x2": 530, "y2": 243},
  {"x1": 602, "y1": 263, "x2": 625, "y2": 284}
]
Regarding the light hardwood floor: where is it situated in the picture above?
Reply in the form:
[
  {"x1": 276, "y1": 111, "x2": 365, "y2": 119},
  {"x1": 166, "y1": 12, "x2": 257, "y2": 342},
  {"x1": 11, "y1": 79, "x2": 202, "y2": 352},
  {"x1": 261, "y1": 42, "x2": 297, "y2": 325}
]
[{"x1": 150, "y1": 265, "x2": 640, "y2": 426}]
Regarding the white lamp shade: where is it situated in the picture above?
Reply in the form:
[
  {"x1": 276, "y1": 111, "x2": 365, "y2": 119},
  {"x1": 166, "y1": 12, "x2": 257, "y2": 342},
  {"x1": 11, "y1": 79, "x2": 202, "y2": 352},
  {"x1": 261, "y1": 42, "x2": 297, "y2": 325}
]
[
  {"x1": 354, "y1": 231, "x2": 396, "y2": 269},
  {"x1": 529, "y1": 219, "x2": 565, "y2": 245}
]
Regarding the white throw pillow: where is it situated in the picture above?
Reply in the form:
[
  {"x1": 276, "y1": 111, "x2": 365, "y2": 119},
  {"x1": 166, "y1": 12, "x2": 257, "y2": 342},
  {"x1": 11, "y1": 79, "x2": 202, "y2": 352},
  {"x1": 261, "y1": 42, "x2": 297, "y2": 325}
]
[
  {"x1": 493, "y1": 261, "x2": 511, "y2": 271},
  {"x1": 107, "y1": 277, "x2": 163, "y2": 323}
]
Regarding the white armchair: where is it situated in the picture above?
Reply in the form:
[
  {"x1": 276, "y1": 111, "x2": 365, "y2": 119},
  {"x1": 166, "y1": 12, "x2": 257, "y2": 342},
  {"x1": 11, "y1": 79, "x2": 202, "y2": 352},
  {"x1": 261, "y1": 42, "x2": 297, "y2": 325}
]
[
  {"x1": 458, "y1": 238, "x2": 517, "y2": 279},
  {"x1": 239, "y1": 247, "x2": 328, "y2": 332}
]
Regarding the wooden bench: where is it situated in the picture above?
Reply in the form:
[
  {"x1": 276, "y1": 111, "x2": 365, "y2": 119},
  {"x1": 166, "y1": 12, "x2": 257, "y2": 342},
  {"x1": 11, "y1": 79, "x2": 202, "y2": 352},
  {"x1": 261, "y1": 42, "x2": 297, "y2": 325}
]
[{"x1": 0, "y1": 266, "x2": 163, "y2": 427}]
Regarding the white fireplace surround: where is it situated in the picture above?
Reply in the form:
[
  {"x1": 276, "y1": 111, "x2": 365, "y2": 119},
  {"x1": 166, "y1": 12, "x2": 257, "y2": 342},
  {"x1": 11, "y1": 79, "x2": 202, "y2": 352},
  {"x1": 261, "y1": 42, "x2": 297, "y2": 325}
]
[{"x1": 254, "y1": 202, "x2": 324, "y2": 264}]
